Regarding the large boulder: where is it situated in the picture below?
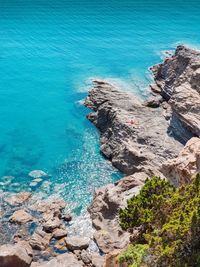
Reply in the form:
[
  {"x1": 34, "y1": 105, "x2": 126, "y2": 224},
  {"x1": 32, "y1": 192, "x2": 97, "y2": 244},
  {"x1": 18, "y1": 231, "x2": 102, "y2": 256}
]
[
  {"x1": 0, "y1": 242, "x2": 32, "y2": 267},
  {"x1": 9, "y1": 209, "x2": 33, "y2": 224},
  {"x1": 162, "y1": 137, "x2": 200, "y2": 185},
  {"x1": 65, "y1": 236, "x2": 90, "y2": 251},
  {"x1": 29, "y1": 229, "x2": 52, "y2": 251}
]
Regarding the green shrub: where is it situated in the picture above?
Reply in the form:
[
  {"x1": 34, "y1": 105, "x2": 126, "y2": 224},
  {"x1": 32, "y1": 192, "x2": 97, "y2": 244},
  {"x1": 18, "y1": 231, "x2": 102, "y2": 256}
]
[
  {"x1": 118, "y1": 244, "x2": 149, "y2": 267},
  {"x1": 119, "y1": 174, "x2": 200, "y2": 267}
]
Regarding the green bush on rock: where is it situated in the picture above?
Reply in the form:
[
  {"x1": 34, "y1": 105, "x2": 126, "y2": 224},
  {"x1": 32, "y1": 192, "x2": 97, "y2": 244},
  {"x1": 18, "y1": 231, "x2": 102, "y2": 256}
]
[{"x1": 119, "y1": 174, "x2": 200, "y2": 267}]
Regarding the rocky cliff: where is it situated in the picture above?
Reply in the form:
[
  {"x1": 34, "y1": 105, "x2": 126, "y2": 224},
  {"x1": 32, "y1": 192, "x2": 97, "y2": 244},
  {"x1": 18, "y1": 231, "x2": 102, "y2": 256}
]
[
  {"x1": 151, "y1": 45, "x2": 200, "y2": 137},
  {"x1": 85, "y1": 46, "x2": 200, "y2": 261}
]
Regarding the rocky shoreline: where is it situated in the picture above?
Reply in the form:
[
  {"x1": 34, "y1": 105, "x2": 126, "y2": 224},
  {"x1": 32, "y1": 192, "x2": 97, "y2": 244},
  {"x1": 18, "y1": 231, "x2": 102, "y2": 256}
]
[
  {"x1": 84, "y1": 45, "x2": 200, "y2": 265},
  {"x1": 0, "y1": 45, "x2": 200, "y2": 267}
]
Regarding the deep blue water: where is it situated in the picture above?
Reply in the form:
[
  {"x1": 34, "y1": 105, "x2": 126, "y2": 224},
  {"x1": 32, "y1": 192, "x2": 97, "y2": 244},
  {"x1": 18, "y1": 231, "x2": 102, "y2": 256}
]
[{"x1": 0, "y1": 0, "x2": 200, "y2": 211}]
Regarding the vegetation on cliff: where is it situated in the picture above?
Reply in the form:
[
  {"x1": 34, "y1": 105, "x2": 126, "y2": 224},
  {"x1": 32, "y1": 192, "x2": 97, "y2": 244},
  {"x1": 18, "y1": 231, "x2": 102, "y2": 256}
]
[{"x1": 119, "y1": 174, "x2": 200, "y2": 267}]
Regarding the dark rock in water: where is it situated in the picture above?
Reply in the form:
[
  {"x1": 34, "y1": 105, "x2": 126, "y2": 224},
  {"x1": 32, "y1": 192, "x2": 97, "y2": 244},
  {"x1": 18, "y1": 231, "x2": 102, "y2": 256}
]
[
  {"x1": 0, "y1": 242, "x2": 32, "y2": 267},
  {"x1": 62, "y1": 213, "x2": 72, "y2": 222}
]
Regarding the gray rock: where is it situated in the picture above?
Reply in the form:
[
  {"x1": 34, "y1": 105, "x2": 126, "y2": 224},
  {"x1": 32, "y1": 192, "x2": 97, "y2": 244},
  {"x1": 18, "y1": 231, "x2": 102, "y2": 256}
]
[
  {"x1": 152, "y1": 45, "x2": 200, "y2": 137},
  {"x1": 85, "y1": 80, "x2": 183, "y2": 176}
]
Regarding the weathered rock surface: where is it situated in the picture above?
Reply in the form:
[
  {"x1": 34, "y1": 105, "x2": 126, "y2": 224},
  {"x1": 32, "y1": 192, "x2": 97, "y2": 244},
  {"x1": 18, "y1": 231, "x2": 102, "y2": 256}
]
[
  {"x1": 162, "y1": 137, "x2": 200, "y2": 185},
  {"x1": 85, "y1": 80, "x2": 184, "y2": 176},
  {"x1": 32, "y1": 253, "x2": 83, "y2": 267},
  {"x1": 103, "y1": 249, "x2": 121, "y2": 267},
  {"x1": 88, "y1": 172, "x2": 146, "y2": 253},
  {"x1": 5, "y1": 192, "x2": 32, "y2": 206},
  {"x1": 53, "y1": 228, "x2": 68, "y2": 239},
  {"x1": 9, "y1": 209, "x2": 33, "y2": 224},
  {"x1": 65, "y1": 236, "x2": 90, "y2": 251},
  {"x1": 0, "y1": 242, "x2": 32, "y2": 267},
  {"x1": 29, "y1": 230, "x2": 52, "y2": 251},
  {"x1": 151, "y1": 45, "x2": 200, "y2": 137}
]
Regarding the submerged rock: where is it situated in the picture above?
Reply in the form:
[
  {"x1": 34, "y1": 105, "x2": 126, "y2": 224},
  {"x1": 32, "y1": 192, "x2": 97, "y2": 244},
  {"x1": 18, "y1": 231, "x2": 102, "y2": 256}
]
[{"x1": 29, "y1": 170, "x2": 48, "y2": 179}]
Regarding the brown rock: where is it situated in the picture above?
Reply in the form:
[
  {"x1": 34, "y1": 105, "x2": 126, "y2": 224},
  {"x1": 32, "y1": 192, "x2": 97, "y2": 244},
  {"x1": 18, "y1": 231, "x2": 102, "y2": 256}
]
[
  {"x1": 29, "y1": 230, "x2": 52, "y2": 251},
  {"x1": 103, "y1": 250, "x2": 122, "y2": 267},
  {"x1": 162, "y1": 137, "x2": 200, "y2": 185},
  {"x1": 52, "y1": 228, "x2": 67, "y2": 239},
  {"x1": 88, "y1": 172, "x2": 146, "y2": 253},
  {"x1": 34, "y1": 253, "x2": 83, "y2": 267},
  {"x1": 65, "y1": 236, "x2": 90, "y2": 251},
  {"x1": 80, "y1": 250, "x2": 91, "y2": 265},
  {"x1": 43, "y1": 217, "x2": 61, "y2": 233},
  {"x1": 6, "y1": 192, "x2": 32, "y2": 206},
  {"x1": 0, "y1": 243, "x2": 32, "y2": 267},
  {"x1": 9, "y1": 209, "x2": 33, "y2": 224},
  {"x1": 91, "y1": 253, "x2": 105, "y2": 267}
]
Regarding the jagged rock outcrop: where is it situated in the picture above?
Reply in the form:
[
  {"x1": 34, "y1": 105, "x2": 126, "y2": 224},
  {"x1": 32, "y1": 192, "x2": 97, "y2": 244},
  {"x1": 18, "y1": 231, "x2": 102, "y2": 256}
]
[
  {"x1": 151, "y1": 45, "x2": 200, "y2": 137},
  {"x1": 88, "y1": 172, "x2": 147, "y2": 253},
  {"x1": 85, "y1": 80, "x2": 184, "y2": 176},
  {"x1": 162, "y1": 137, "x2": 200, "y2": 185}
]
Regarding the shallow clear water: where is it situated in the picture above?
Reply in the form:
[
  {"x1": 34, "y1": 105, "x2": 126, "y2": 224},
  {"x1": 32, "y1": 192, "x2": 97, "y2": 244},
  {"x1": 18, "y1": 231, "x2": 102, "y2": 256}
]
[{"x1": 0, "y1": 0, "x2": 200, "y2": 212}]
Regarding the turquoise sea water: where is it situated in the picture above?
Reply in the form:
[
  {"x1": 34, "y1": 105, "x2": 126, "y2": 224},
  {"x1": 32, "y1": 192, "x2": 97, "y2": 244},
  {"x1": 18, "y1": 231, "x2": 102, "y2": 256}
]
[{"x1": 1, "y1": 0, "x2": 200, "y2": 212}]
